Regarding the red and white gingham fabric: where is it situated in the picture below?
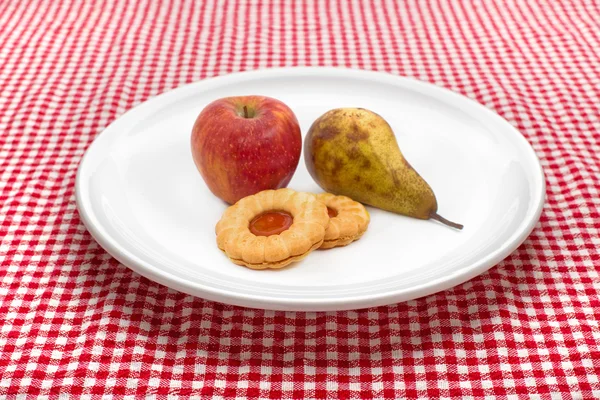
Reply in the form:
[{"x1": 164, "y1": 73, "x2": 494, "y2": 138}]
[{"x1": 1, "y1": 0, "x2": 599, "y2": 398}]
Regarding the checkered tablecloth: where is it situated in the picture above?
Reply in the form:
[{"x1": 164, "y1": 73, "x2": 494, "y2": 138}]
[{"x1": 1, "y1": 0, "x2": 599, "y2": 398}]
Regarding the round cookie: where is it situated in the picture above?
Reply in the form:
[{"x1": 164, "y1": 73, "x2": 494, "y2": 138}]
[
  {"x1": 216, "y1": 189, "x2": 329, "y2": 269},
  {"x1": 316, "y1": 193, "x2": 370, "y2": 249}
]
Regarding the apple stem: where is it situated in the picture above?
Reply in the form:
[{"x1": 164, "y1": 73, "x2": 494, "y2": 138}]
[
  {"x1": 430, "y1": 212, "x2": 464, "y2": 230},
  {"x1": 243, "y1": 105, "x2": 248, "y2": 118}
]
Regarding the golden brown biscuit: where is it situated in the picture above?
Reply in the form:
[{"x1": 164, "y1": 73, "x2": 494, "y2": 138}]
[
  {"x1": 216, "y1": 189, "x2": 329, "y2": 269},
  {"x1": 316, "y1": 193, "x2": 370, "y2": 249}
]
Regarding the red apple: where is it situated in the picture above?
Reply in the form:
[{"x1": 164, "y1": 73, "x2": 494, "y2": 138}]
[{"x1": 191, "y1": 95, "x2": 302, "y2": 204}]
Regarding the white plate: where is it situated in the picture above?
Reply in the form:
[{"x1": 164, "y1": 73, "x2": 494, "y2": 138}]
[{"x1": 76, "y1": 67, "x2": 545, "y2": 311}]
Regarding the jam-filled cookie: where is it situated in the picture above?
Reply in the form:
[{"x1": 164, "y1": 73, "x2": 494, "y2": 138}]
[
  {"x1": 316, "y1": 193, "x2": 370, "y2": 249},
  {"x1": 216, "y1": 189, "x2": 329, "y2": 269}
]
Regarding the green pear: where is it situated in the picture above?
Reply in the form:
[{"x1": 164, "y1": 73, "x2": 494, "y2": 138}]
[{"x1": 304, "y1": 108, "x2": 463, "y2": 229}]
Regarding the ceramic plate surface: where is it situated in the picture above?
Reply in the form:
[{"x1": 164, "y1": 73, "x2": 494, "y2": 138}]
[{"x1": 76, "y1": 67, "x2": 545, "y2": 311}]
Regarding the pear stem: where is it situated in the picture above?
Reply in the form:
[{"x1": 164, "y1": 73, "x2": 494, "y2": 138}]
[
  {"x1": 430, "y1": 212, "x2": 464, "y2": 230},
  {"x1": 243, "y1": 105, "x2": 249, "y2": 118}
]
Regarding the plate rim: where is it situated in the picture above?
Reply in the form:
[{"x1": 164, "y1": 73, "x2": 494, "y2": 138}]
[{"x1": 75, "y1": 66, "x2": 546, "y2": 311}]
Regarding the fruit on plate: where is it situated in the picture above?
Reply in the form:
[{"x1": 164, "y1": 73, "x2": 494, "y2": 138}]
[
  {"x1": 191, "y1": 95, "x2": 302, "y2": 204},
  {"x1": 304, "y1": 108, "x2": 463, "y2": 229}
]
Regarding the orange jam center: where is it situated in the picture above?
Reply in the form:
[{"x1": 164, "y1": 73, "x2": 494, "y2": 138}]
[
  {"x1": 249, "y1": 211, "x2": 293, "y2": 236},
  {"x1": 327, "y1": 207, "x2": 338, "y2": 218}
]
